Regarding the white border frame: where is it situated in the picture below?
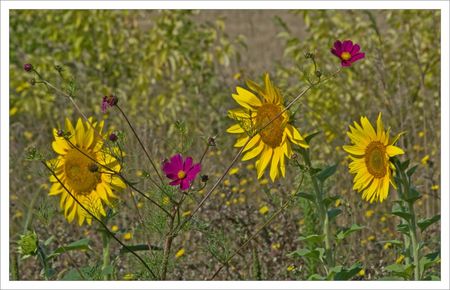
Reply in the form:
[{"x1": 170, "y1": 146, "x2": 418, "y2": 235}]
[{"x1": 1, "y1": 1, "x2": 449, "y2": 289}]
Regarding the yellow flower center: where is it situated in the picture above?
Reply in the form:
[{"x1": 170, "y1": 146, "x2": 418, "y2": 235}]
[
  {"x1": 341, "y1": 51, "x2": 351, "y2": 61},
  {"x1": 256, "y1": 103, "x2": 284, "y2": 148},
  {"x1": 64, "y1": 149, "x2": 101, "y2": 194},
  {"x1": 365, "y1": 141, "x2": 387, "y2": 178},
  {"x1": 177, "y1": 170, "x2": 186, "y2": 179}
]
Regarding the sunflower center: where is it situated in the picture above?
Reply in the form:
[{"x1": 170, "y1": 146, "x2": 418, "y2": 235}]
[
  {"x1": 177, "y1": 170, "x2": 186, "y2": 179},
  {"x1": 365, "y1": 141, "x2": 387, "y2": 178},
  {"x1": 64, "y1": 149, "x2": 101, "y2": 194},
  {"x1": 341, "y1": 51, "x2": 351, "y2": 61},
  {"x1": 256, "y1": 103, "x2": 284, "y2": 148}
]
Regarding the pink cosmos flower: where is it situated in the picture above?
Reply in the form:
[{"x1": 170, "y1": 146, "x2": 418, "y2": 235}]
[
  {"x1": 331, "y1": 40, "x2": 365, "y2": 67},
  {"x1": 162, "y1": 154, "x2": 201, "y2": 191}
]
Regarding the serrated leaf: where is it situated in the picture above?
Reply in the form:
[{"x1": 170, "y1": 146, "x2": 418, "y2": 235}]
[
  {"x1": 297, "y1": 192, "x2": 315, "y2": 203},
  {"x1": 316, "y1": 164, "x2": 338, "y2": 182},
  {"x1": 405, "y1": 188, "x2": 421, "y2": 203},
  {"x1": 406, "y1": 165, "x2": 418, "y2": 177},
  {"x1": 327, "y1": 208, "x2": 342, "y2": 220},
  {"x1": 296, "y1": 234, "x2": 323, "y2": 244},
  {"x1": 304, "y1": 131, "x2": 321, "y2": 144},
  {"x1": 396, "y1": 223, "x2": 410, "y2": 235},
  {"x1": 419, "y1": 251, "x2": 440, "y2": 274},
  {"x1": 333, "y1": 262, "x2": 362, "y2": 280},
  {"x1": 336, "y1": 224, "x2": 364, "y2": 240},
  {"x1": 392, "y1": 210, "x2": 412, "y2": 221},
  {"x1": 418, "y1": 214, "x2": 440, "y2": 232},
  {"x1": 46, "y1": 238, "x2": 91, "y2": 260}
]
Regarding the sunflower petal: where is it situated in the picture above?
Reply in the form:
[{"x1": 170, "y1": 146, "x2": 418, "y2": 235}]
[{"x1": 256, "y1": 146, "x2": 273, "y2": 179}]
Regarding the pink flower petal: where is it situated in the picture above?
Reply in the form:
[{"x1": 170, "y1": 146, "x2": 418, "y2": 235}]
[
  {"x1": 183, "y1": 157, "x2": 193, "y2": 172},
  {"x1": 341, "y1": 60, "x2": 352, "y2": 67},
  {"x1": 331, "y1": 48, "x2": 341, "y2": 58},
  {"x1": 350, "y1": 44, "x2": 361, "y2": 55},
  {"x1": 333, "y1": 40, "x2": 342, "y2": 52},
  {"x1": 186, "y1": 163, "x2": 201, "y2": 181},
  {"x1": 170, "y1": 154, "x2": 183, "y2": 170},
  {"x1": 162, "y1": 161, "x2": 178, "y2": 175},
  {"x1": 343, "y1": 40, "x2": 353, "y2": 52},
  {"x1": 169, "y1": 179, "x2": 182, "y2": 186},
  {"x1": 350, "y1": 52, "x2": 365, "y2": 62},
  {"x1": 166, "y1": 173, "x2": 177, "y2": 180},
  {"x1": 180, "y1": 179, "x2": 190, "y2": 191}
]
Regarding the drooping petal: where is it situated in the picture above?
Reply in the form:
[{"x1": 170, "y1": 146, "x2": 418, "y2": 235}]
[
  {"x1": 256, "y1": 146, "x2": 273, "y2": 179},
  {"x1": 350, "y1": 52, "x2": 365, "y2": 63},
  {"x1": 242, "y1": 141, "x2": 264, "y2": 161},
  {"x1": 180, "y1": 179, "x2": 191, "y2": 191},
  {"x1": 386, "y1": 145, "x2": 405, "y2": 157},
  {"x1": 226, "y1": 124, "x2": 245, "y2": 134},
  {"x1": 270, "y1": 147, "x2": 282, "y2": 181}
]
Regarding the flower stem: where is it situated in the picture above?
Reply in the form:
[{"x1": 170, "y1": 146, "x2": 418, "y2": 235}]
[
  {"x1": 161, "y1": 210, "x2": 176, "y2": 280},
  {"x1": 407, "y1": 201, "x2": 421, "y2": 280},
  {"x1": 101, "y1": 229, "x2": 111, "y2": 280}
]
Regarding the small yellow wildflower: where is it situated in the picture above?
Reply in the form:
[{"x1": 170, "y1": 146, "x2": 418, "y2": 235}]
[
  {"x1": 225, "y1": 201, "x2": 231, "y2": 206},
  {"x1": 360, "y1": 239, "x2": 368, "y2": 246},
  {"x1": 287, "y1": 265, "x2": 296, "y2": 272},
  {"x1": 233, "y1": 72, "x2": 241, "y2": 80},
  {"x1": 23, "y1": 131, "x2": 33, "y2": 141},
  {"x1": 368, "y1": 235, "x2": 376, "y2": 241},
  {"x1": 365, "y1": 210, "x2": 375, "y2": 218},
  {"x1": 239, "y1": 179, "x2": 248, "y2": 186},
  {"x1": 396, "y1": 254, "x2": 405, "y2": 264},
  {"x1": 271, "y1": 242, "x2": 281, "y2": 250},
  {"x1": 260, "y1": 179, "x2": 269, "y2": 185},
  {"x1": 229, "y1": 167, "x2": 240, "y2": 175},
  {"x1": 233, "y1": 198, "x2": 238, "y2": 204},
  {"x1": 380, "y1": 216, "x2": 387, "y2": 223},
  {"x1": 111, "y1": 225, "x2": 119, "y2": 232},
  {"x1": 238, "y1": 196, "x2": 246, "y2": 203},
  {"x1": 162, "y1": 196, "x2": 170, "y2": 205},
  {"x1": 298, "y1": 218, "x2": 305, "y2": 225},
  {"x1": 358, "y1": 269, "x2": 365, "y2": 277},
  {"x1": 175, "y1": 248, "x2": 185, "y2": 258},
  {"x1": 431, "y1": 185, "x2": 439, "y2": 191},
  {"x1": 246, "y1": 164, "x2": 255, "y2": 170},
  {"x1": 231, "y1": 186, "x2": 238, "y2": 193},
  {"x1": 123, "y1": 273, "x2": 135, "y2": 280},
  {"x1": 123, "y1": 232, "x2": 132, "y2": 240},
  {"x1": 335, "y1": 199, "x2": 341, "y2": 207},
  {"x1": 384, "y1": 242, "x2": 392, "y2": 250},
  {"x1": 136, "y1": 170, "x2": 143, "y2": 177},
  {"x1": 220, "y1": 193, "x2": 226, "y2": 198},
  {"x1": 137, "y1": 202, "x2": 144, "y2": 209},
  {"x1": 223, "y1": 179, "x2": 231, "y2": 187},
  {"x1": 13, "y1": 210, "x2": 23, "y2": 219},
  {"x1": 421, "y1": 155, "x2": 430, "y2": 165},
  {"x1": 259, "y1": 205, "x2": 269, "y2": 215},
  {"x1": 10, "y1": 107, "x2": 18, "y2": 116},
  {"x1": 418, "y1": 131, "x2": 425, "y2": 138},
  {"x1": 182, "y1": 210, "x2": 191, "y2": 217}
]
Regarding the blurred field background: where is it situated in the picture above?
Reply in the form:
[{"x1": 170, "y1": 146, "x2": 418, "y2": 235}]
[{"x1": 9, "y1": 10, "x2": 441, "y2": 280}]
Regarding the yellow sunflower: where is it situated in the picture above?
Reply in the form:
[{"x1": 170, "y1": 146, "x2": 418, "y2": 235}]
[
  {"x1": 343, "y1": 113, "x2": 404, "y2": 203},
  {"x1": 226, "y1": 73, "x2": 308, "y2": 182},
  {"x1": 48, "y1": 118, "x2": 126, "y2": 225}
]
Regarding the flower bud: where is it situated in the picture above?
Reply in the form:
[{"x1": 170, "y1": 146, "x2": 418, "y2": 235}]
[
  {"x1": 17, "y1": 231, "x2": 38, "y2": 257},
  {"x1": 109, "y1": 133, "x2": 118, "y2": 142},
  {"x1": 315, "y1": 70, "x2": 322, "y2": 78},
  {"x1": 201, "y1": 175, "x2": 209, "y2": 182},
  {"x1": 207, "y1": 137, "x2": 216, "y2": 147},
  {"x1": 23, "y1": 63, "x2": 33, "y2": 72}
]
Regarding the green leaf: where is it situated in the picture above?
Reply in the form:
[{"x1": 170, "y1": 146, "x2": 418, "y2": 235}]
[
  {"x1": 406, "y1": 165, "x2": 418, "y2": 177},
  {"x1": 297, "y1": 192, "x2": 315, "y2": 203},
  {"x1": 308, "y1": 273, "x2": 324, "y2": 280},
  {"x1": 316, "y1": 164, "x2": 338, "y2": 182},
  {"x1": 418, "y1": 214, "x2": 440, "y2": 232},
  {"x1": 327, "y1": 208, "x2": 342, "y2": 220},
  {"x1": 101, "y1": 265, "x2": 114, "y2": 276},
  {"x1": 322, "y1": 195, "x2": 340, "y2": 208},
  {"x1": 419, "y1": 251, "x2": 440, "y2": 274},
  {"x1": 288, "y1": 247, "x2": 325, "y2": 262},
  {"x1": 396, "y1": 223, "x2": 410, "y2": 235},
  {"x1": 296, "y1": 234, "x2": 323, "y2": 244},
  {"x1": 304, "y1": 131, "x2": 321, "y2": 144},
  {"x1": 391, "y1": 203, "x2": 412, "y2": 220},
  {"x1": 46, "y1": 238, "x2": 91, "y2": 260},
  {"x1": 385, "y1": 263, "x2": 414, "y2": 279},
  {"x1": 333, "y1": 262, "x2": 362, "y2": 280},
  {"x1": 336, "y1": 224, "x2": 364, "y2": 240},
  {"x1": 405, "y1": 188, "x2": 421, "y2": 203}
]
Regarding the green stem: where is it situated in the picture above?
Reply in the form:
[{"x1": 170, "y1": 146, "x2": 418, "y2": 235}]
[
  {"x1": 161, "y1": 211, "x2": 176, "y2": 280},
  {"x1": 101, "y1": 230, "x2": 111, "y2": 280},
  {"x1": 408, "y1": 201, "x2": 420, "y2": 280},
  {"x1": 303, "y1": 153, "x2": 333, "y2": 272}
]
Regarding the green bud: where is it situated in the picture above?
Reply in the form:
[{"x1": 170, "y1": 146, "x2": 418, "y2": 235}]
[{"x1": 18, "y1": 231, "x2": 38, "y2": 258}]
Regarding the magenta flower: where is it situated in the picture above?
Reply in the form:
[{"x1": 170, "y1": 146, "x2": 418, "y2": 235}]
[
  {"x1": 331, "y1": 40, "x2": 365, "y2": 67},
  {"x1": 101, "y1": 95, "x2": 118, "y2": 113},
  {"x1": 162, "y1": 154, "x2": 201, "y2": 191}
]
